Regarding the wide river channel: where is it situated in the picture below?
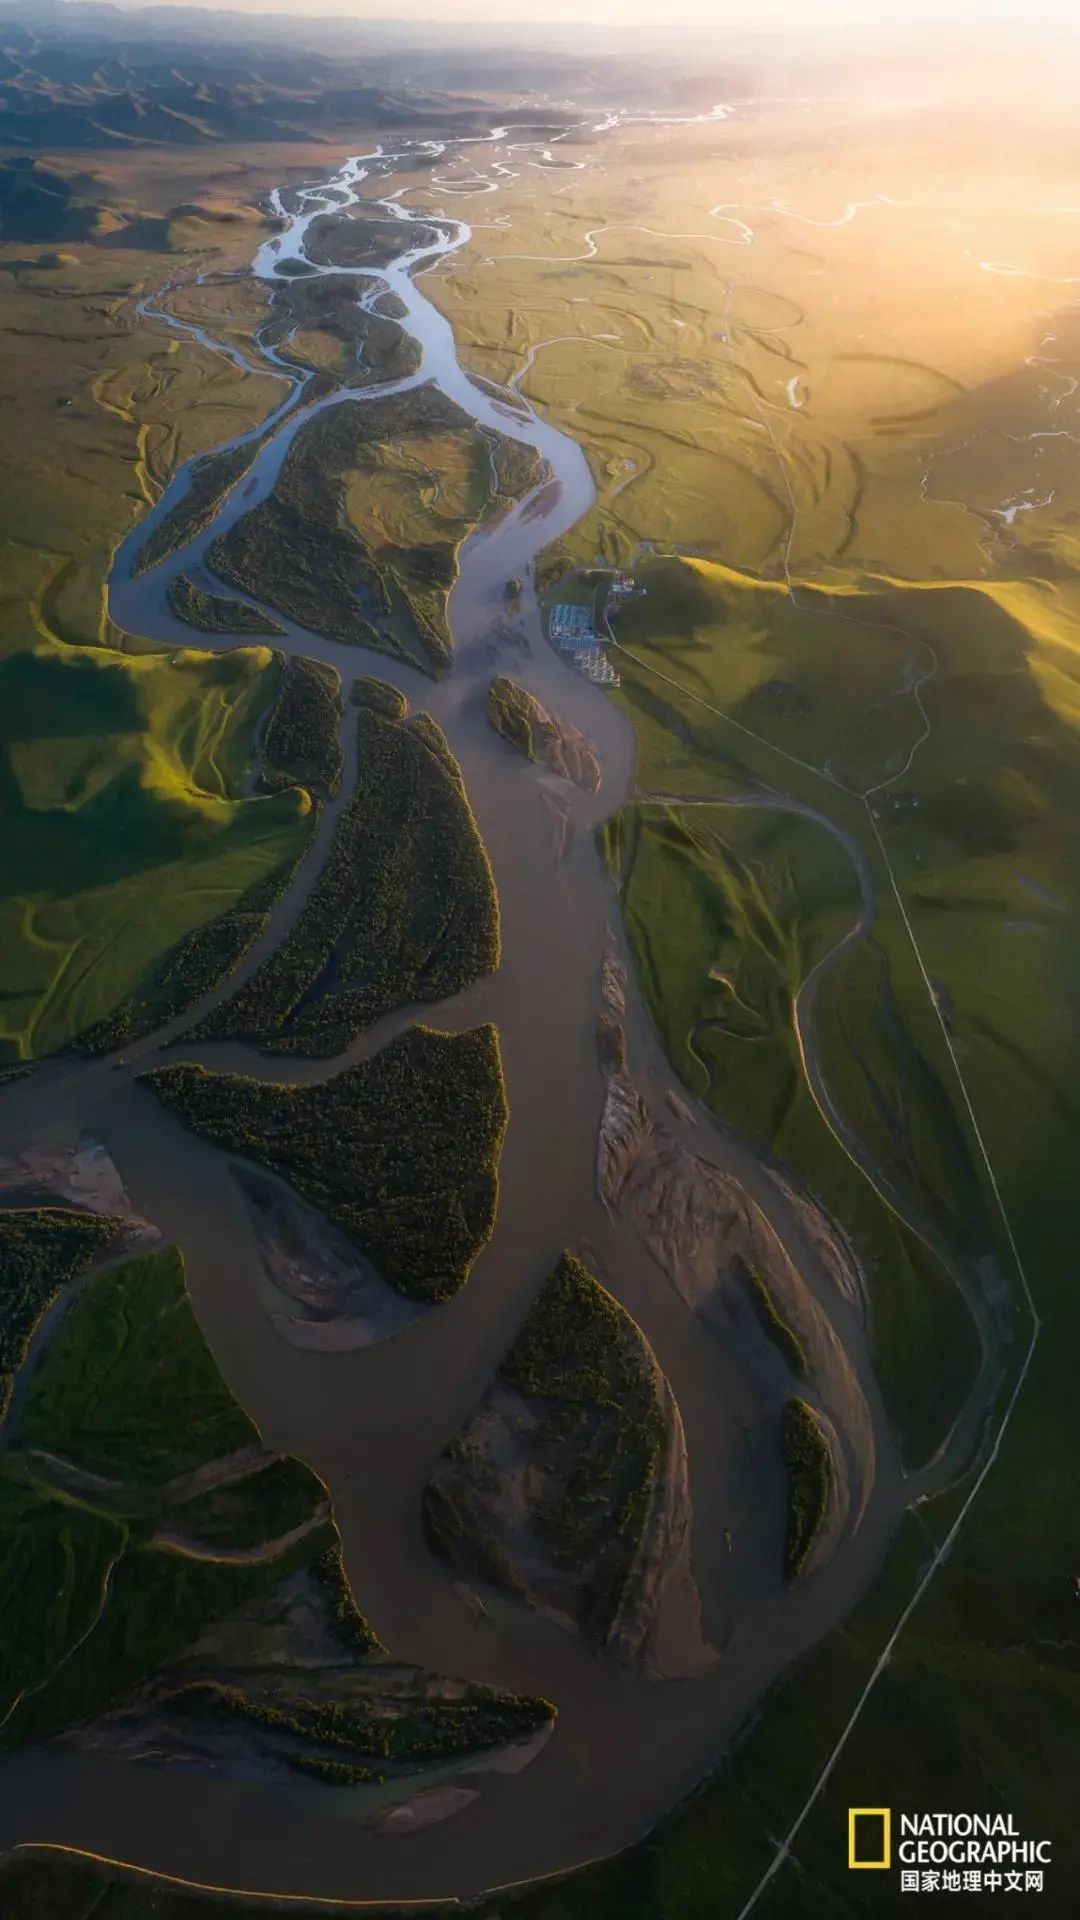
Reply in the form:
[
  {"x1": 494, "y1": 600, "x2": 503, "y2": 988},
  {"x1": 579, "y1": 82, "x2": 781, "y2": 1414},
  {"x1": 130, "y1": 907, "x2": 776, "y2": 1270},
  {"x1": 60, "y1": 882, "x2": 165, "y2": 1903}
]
[{"x1": 0, "y1": 123, "x2": 926, "y2": 1904}]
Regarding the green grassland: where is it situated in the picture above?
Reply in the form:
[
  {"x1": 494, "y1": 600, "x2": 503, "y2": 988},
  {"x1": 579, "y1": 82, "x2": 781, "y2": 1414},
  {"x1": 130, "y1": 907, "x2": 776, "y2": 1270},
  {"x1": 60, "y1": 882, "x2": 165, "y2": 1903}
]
[
  {"x1": 143, "y1": 1023, "x2": 508, "y2": 1304},
  {"x1": 188, "y1": 694, "x2": 498, "y2": 1056},
  {"x1": 3, "y1": 109, "x2": 1080, "y2": 1920},
  {"x1": 72, "y1": 651, "x2": 348, "y2": 1056},
  {"x1": 0, "y1": 249, "x2": 289, "y2": 652},
  {"x1": 71, "y1": 852, "x2": 307, "y2": 1060},
  {"x1": 459, "y1": 121, "x2": 1080, "y2": 1912},
  {"x1": 611, "y1": 555, "x2": 932, "y2": 792},
  {"x1": 426, "y1": 119, "x2": 1051, "y2": 597},
  {"x1": 0, "y1": 1245, "x2": 338, "y2": 1751},
  {"x1": 0, "y1": 214, "x2": 313, "y2": 1064},
  {"x1": 0, "y1": 1856, "x2": 254, "y2": 1917},
  {"x1": 606, "y1": 797, "x2": 856, "y2": 1138},
  {"x1": 0, "y1": 638, "x2": 311, "y2": 1061},
  {"x1": 604, "y1": 793, "x2": 981, "y2": 1466},
  {"x1": 605, "y1": 544, "x2": 1080, "y2": 1404}
]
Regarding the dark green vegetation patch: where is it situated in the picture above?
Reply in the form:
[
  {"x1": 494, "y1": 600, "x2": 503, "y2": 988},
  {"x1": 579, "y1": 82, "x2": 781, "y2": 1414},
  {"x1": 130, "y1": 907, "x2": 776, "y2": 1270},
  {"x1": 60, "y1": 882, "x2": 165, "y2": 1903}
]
[
  {"x1": 0, "y1": 1205, "x2": 128, "y2": 1422},
  {"x1": 166, "y1": 573, "x2": 285, "y2": 637},
  {"x1": 263, "y1": 271, "x2": 422, "y2": 387},
  {"x1": 187, "y1": 699, "x2": 498, "y2": 1057},
  {"x1": 134, "y1": 441, "x2": 261, "y2": 578},
  {"x1": 207, "y1": 391, "x2": 470, "y2": 674},
  {"x1": 260, "y1": 652, "x2": 344, "y2": 801},
  {"x1": 1, "y1": 1243, "x2": 551, "y2": 1785},
  {"x1": 487, "y1": 672, "x2": 557, "y2": 762},
  {"x1": 352, "y1": 672, "x2": 408, "y2": 716},
  {"x1": 0, "y1": 1246, "x2": 339, "y2": 1751},
  {"x1": 739, "y1": 1258, "x2": 808, "y2": 1379},
  {"x1": 489, "y1": 434, "x2": 549, "y2": 510},
  {"x1": 780, "y1": 1396, "x2": 832, "y2": 1578},
  {"x1": 143, "y1": 1024, "x2": 507, "y2": 1304},
  {"x1": 304, "y1": 211, "x2": 442, "y2": 271},
  {"x1": 18, "y1": 1250, "x2": 255, "y2": 1484},
  {"x1": 425, "y1": 1252, "x2": 667, "y2": 1643},
  {"x1": 160, "y1": 1673, "x2": 550, "y2": 1774}
]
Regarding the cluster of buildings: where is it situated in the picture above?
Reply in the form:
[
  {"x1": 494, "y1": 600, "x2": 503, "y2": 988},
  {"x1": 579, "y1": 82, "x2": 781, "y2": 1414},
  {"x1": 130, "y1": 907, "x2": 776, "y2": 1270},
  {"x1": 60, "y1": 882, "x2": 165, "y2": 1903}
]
[
  {"x1": 547, "y1": 586, "x2": 633, "y2": 688},
  {"x1": 607, "y1": 571, "x2": 637, "y2": 609},
  {"x1": 548, "y1": 603, "x2": 597, "y2": 645},
  {"x1": 547, "y1": 603, "x2": 620, "y2": 685}
]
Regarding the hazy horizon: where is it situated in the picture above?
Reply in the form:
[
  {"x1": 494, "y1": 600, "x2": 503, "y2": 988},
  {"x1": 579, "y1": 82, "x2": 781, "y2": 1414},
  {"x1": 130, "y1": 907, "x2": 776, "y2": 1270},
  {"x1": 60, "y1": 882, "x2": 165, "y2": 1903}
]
[{"x1": 46, "y1": 0, "x2": 1080, "y2": 28}]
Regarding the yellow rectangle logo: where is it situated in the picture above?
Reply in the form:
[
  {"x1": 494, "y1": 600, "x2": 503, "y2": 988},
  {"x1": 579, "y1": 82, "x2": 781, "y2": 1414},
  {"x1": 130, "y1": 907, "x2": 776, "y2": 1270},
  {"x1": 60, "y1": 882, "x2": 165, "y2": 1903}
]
[{"x1": 849, "y1": 1807, "x2": 891, "y2": 1870}]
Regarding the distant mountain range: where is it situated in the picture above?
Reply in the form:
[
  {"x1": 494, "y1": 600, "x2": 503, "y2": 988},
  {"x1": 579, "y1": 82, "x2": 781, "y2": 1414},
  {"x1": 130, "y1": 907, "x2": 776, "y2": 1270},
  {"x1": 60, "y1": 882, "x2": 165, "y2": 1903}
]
[
  {"x1": 0, "y1": 3, "x2": 587, "y2": 158},
  {"x1": 0, "y1": 0, "x2": 732, "y2": 162}
]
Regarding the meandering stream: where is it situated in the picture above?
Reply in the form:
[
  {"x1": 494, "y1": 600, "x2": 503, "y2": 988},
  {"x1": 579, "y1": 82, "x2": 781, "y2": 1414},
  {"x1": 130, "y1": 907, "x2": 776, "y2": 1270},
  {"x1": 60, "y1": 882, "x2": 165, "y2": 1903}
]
[{"x1": 0, "y1": 125, "x2": 962, "y2": 1903}]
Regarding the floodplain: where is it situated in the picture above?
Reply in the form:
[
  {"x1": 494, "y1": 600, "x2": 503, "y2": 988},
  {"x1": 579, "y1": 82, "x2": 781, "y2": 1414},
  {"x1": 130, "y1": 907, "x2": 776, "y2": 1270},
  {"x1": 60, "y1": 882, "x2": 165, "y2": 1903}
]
[{"x1": 0, "y1": 36, "x2": 1077, "y2": 1920}]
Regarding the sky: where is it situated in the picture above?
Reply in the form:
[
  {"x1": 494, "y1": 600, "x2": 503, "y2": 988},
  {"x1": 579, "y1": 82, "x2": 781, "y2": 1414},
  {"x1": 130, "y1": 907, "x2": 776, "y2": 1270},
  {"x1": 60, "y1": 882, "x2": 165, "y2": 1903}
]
[{"x1": 90, "y1": 0, "x2": 1064, "y2": 21}]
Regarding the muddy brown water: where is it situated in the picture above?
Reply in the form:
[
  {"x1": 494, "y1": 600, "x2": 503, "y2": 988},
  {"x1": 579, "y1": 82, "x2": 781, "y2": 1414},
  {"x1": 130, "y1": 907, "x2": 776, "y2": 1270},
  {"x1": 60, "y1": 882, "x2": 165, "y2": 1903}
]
[{"x1": 0, "y1": 131, "x2": 920, "y2": 1903}]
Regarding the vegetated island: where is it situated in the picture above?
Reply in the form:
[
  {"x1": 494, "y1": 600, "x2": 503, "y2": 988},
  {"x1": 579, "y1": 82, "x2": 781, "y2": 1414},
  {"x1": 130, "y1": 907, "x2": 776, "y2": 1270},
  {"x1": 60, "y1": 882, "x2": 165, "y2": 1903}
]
[
  {"x1": 739, "y1": 1256, "x2": 809, "y2": 1380},
  {"x1": 487, "y1": 673, "x2": 601, "y2": 792},
  {"x1": 0, "y1": 1234, "x2": 553, "y2": 1807},
  {"x1": 352, "y1": 671, "x2": 408, "y2": 717},
  {"x1": 206, "y1": 387, "x2": 545, "y2": 676},
  {"x1": 303, "y1": 209, "x2": 443, "y2": 271},
  {"x1": 186, "y1": 683, "x2": 498, "y2": 1057},
  {"x1": 143, "y1": 1022, "x2": 507, "y2": 1311},
  {"x1": 258, "y1": 652, "x2": 344, "y2": 802},
  {"x1": 262, "y1": 271, "x2": 423, "y2": 388},
  {"x1": 167, "y1": 572, "x2": 285, "y2": 637},
  {"x1": 134, "y1": 440, "x2": 262, "y2": 579},
  {"x1": 781, "y1": 1397, "x2": 833, "y2": 1579},
  {"x1": 424, "y1": 1251, "x2": 712, "y2": 1677}
]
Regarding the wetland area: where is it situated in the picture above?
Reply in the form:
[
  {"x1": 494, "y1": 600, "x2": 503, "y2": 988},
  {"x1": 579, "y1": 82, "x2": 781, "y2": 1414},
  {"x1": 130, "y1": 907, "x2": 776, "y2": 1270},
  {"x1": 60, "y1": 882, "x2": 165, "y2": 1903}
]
[{"x1": 0, "y1": 26, "x2": 1077, "y2": 1918}]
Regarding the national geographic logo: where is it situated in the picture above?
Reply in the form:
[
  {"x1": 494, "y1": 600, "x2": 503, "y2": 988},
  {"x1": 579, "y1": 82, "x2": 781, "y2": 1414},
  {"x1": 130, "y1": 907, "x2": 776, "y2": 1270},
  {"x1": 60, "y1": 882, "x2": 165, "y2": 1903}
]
[
  {"x1": 848, "y1": 1809, "x2": 1052, "y2": 1896},
  {"x1": 849, "y1": 1808, "x2": 891, "y2": 1871}
]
